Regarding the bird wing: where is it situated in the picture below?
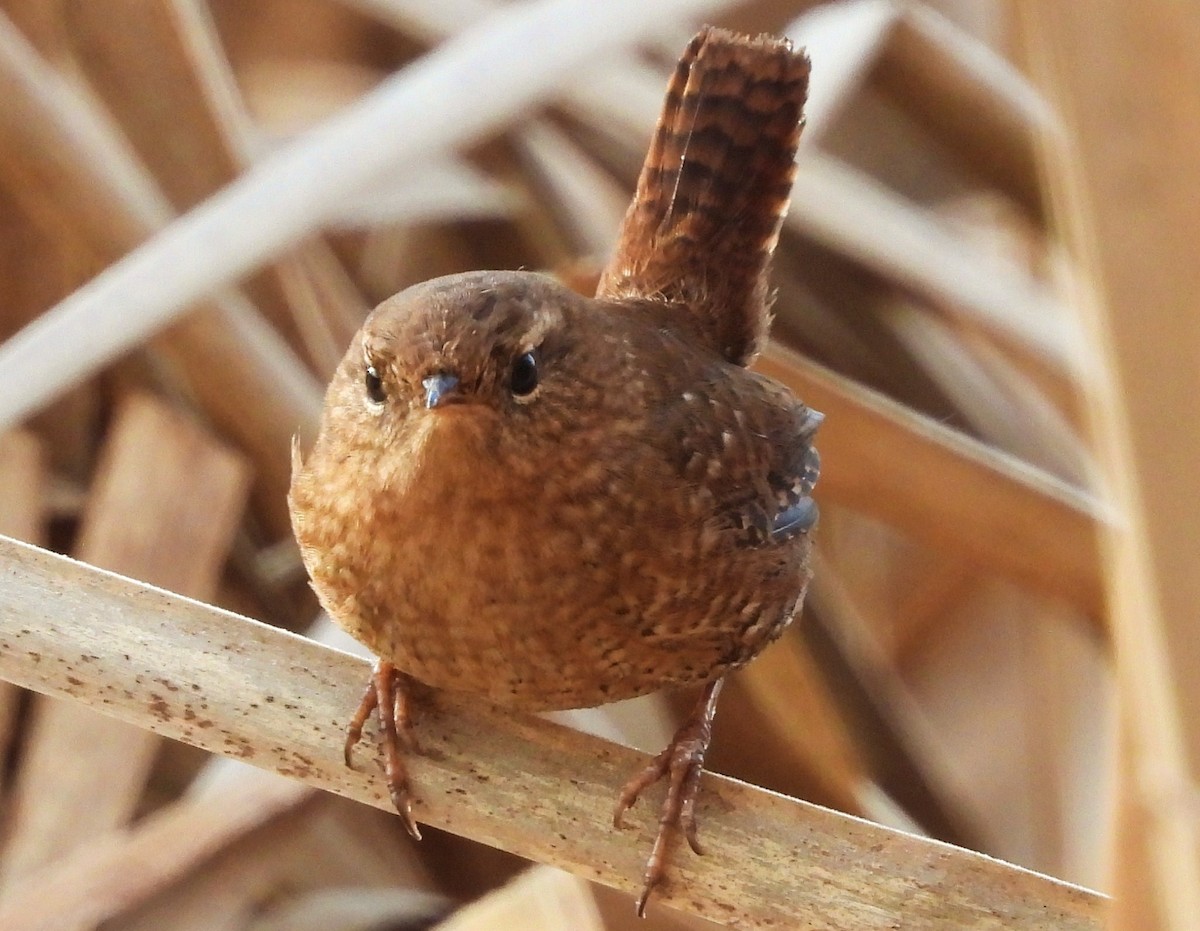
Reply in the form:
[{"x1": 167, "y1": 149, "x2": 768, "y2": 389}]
[{"x1": 662, "y1": 365, "x2": 821, "y2": 548}]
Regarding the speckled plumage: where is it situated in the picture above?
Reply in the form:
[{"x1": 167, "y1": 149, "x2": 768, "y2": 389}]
[
  {"x1": 289, "y1": 25, "x2": 817, "y2": 913},
  {"x1": 290, "y1": 273, "x2": 818, "y2": 708}
]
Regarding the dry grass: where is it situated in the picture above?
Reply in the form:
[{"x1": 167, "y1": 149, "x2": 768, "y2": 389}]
[{"x1": 0, "y1": 0, "x2": 1167, "y2": 927}]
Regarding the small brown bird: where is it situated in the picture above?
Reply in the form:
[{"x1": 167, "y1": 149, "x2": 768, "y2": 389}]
[{"x1": 289, "y1": 26, "x2": 817, "y2": 913}]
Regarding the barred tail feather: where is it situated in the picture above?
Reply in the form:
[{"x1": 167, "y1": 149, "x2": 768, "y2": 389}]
[{"x1": 596, "y1": 27, "x2": 810, "y2": 366}]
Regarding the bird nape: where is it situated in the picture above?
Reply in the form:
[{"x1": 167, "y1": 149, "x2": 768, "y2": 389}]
[{"x1": 288, "y1": 25, "x2": 818, "y2": 916}]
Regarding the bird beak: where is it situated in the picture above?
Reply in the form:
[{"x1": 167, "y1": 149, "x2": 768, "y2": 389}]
[{"x1": 422, "y1": 372, "x2": 462, "y2": 409}]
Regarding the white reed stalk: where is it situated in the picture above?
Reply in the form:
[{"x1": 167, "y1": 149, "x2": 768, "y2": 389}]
[
  {"x1": 0, "y1": 0, "x2": 732, "y2": 430},
  {"x1": 347, "y1": 0, "x2": 1084, "y2": 379}
]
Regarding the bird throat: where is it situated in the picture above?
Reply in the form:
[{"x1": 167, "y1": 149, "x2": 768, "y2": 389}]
[{"x1": 399, "y1": 405, "x2": 494, "y2": 494}]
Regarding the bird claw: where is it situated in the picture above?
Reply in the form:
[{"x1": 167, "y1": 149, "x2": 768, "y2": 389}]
[
  {"x1": 344, "y1": 660, "x2": 422, "y2": 840},
  {"x1": 389, "y1": 781, "x2": 422, "y2": 842},
  {"x1": 635, "y1": 877, "x2": 660, "y2": 919},
  {"x1": 344, "y1": 676, "x2": 378, "y2": 768},
  {"x1": 614, "y1": 679, "x2": 724, "y2": 915},
  {"x1": 683, "y1": 806, "x2": 705, "y2": 856}
]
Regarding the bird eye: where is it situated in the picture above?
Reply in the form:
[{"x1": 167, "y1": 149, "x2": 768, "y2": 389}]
[
  {"x1": 510, "y1": 351, "x2": 539, "y2": 397},
  {"x1": 365, "y1": 364, "x2": 386, "y2": 404}
]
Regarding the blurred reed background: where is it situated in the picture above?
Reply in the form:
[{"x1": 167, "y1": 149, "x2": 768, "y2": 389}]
[{"x1": 0, "y1": 0, "x2": 1195, "y2": 928}]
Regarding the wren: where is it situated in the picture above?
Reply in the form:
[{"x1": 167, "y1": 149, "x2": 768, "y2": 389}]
[{"x1": 289, "y1": 26, "x2": 818, "y2": 913}]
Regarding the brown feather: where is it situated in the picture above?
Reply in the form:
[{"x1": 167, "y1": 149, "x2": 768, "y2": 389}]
[
  {"x1": 595, "y1": 27, "x2": 810, "y2": 366},
  {"x1": 288, "y1": 28, "x2": 821, "y2": 911}
]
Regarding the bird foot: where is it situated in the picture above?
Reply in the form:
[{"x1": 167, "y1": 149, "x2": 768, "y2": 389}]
[
  {"x1": 613, "y1": 678, "x2": 725, "y2": 916},
  {"x1": 344, "y1": 660, "x2": 422, "y2": 840}
]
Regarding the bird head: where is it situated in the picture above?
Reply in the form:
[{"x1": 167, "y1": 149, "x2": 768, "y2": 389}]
[
  {"x1": 312, "y1": 270, "x2": 617, "y2": 475},
  {"x1": 360, "y1": 269, "x2": 579, "y2": 410}
]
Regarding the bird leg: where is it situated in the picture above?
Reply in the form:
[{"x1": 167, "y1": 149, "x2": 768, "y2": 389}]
[
  {"x1": 344, "y1": 659, "x2": 422, "y2": 840},
  {"x1": 613, "y1": 677, "x2": 725, "y2": 915}
]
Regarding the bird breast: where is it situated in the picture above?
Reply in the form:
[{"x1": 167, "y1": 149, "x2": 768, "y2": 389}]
[{"x1": 294, "y1": 371, "x2": 809, "y2": 711}]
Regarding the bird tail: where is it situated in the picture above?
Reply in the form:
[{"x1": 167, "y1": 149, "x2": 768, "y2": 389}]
[{"x1": 595, "y1": 27, "x2": 810, "y2": 366}]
